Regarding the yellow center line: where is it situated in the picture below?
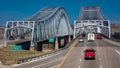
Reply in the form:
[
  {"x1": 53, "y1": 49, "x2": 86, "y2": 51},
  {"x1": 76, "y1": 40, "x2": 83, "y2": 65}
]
[{"x1": 58, "y1": 39, "x2": 78, "y2": 68}]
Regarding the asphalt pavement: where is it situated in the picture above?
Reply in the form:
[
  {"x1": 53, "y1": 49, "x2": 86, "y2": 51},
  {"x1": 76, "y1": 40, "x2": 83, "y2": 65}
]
[
  {"x1": 4, "y1": 38, "x2": 120, "y2": 68},
  {"x1": 60, "y1": 38, "x2": 120, "y2": 68}
]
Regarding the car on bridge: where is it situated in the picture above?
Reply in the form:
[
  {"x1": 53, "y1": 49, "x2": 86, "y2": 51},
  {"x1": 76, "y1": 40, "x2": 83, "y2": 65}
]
[
  {"x1": 97, "y1": 34, "x2": 102, "y2": 39},
  {"x1": 84, "y1": 48, "x2": 96, "y2": 60},
  {"x1": 79, "y1": 37, "x2": 84, "y2": 42}
]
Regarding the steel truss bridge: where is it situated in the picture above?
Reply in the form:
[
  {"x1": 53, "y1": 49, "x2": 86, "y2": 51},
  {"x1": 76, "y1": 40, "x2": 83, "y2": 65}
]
[
  {"x1": 74, "y1": 6, "x2": 110, "y2": 38},
  {"x1": 4, "y1": 7, "x2": 73, "y2": 47}
]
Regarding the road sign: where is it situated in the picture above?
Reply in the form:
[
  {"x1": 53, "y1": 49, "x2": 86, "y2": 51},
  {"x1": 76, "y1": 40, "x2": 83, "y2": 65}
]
[
  {"x1": 49, "y1": 38, "x2": 54, "y2": 43},
  {"x1": 11, "y1": 45, "x2": 22, "y2": 50},
  {"x1": 88, "y1": 32, "x2": 92, "y2": 34}
]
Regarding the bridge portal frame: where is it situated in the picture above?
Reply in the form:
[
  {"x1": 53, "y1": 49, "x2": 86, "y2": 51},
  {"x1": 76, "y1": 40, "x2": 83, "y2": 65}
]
[
  {"x1": 74, "y1": 20, "x2": 110, "y2": 38},
  {"x1": 4, "y1": 21, "x2": 35, "y2": 47}
]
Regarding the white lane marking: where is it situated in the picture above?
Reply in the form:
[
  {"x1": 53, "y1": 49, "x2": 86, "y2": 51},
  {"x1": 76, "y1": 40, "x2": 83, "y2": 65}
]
[
  {"x1": 80, "y1": 59, "x2": 82, "y2": 62},
  {"x1": 100, "y1": 65, "x2": 102, "y2": 68},
  {"x1": 50, "y1": 65, "x2": 58, "y2": 68},
  {"x1": 78, "y1": 65, "x2": 80, "y2": 68},
  {"x1": 115, "y1": 49, "x2": 120, "y2": 55},
  {"x1": 12, "y1": 52, "x2": 61, "y2": 67},
  {"x1": 31, "y1": 57, "x2": 62, "y2": 68}
]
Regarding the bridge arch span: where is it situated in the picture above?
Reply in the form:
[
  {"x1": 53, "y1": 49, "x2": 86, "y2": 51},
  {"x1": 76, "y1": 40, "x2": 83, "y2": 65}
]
[{"x1": 4, "y1": 7, "x2": 73, "y2": 47}]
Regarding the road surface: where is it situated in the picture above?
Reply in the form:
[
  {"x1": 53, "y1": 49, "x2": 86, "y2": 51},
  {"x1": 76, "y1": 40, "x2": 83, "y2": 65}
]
[
  {"x1": 12, "y1": 46, "x2": 68, "y2": 68},
  {"x1": 60, "y1": 38, "x2": 120, "y2": 68},
  {"x1": 12, "y1": 38, "x2": 120, "y2": 68}
]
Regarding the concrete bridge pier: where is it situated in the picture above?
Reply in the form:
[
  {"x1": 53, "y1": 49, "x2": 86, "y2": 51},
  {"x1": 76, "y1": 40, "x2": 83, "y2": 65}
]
[
  {"x1": 37, "y1": 42, "x2": 43, "y2": 51},
  {"x1": 54, "y1": 37, "x2": 66, "y2": 50},
  {"x1": 64, "y1": 36, "x2": 68, "y2": 46},
  {"x1": 68, "y1": 35, "x2": 71, "y2": 43},
  {"x1": 30, "y1": 42, "x2": 37, "y2": 51},
  {"x1": 54, "y1": 35, "x2": 72, "y2": 50},
  {"x1": 58, "y1": 37, "x2": 61, "y2": 48},
  {"x1": 54, "y1": 37, "x2": 59, "y2": 50},
  {"x1": 64, "y1": 35, "x2": 73, "y2": 46},
  {"x1": 30, "y1": 42, "x2": 43, "y2": 51},
  {"x1": 30, "y1": 35, "x2": 73, "y2": 51},
  {"x1": 71, "y1": 35, "x2": 73, "y2": 40}
]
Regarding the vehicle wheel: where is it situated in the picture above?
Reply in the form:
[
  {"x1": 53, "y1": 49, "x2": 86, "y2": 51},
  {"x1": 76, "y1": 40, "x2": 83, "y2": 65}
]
[
  {"x1": 84, "y1": 57, "x2": 87, "y2": 60},
  {"x1": 93, "y1": 57, "x2": 95, "y2": 60}
]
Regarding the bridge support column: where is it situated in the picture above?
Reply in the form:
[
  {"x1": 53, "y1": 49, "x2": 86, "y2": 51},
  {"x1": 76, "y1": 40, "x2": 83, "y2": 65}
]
[
  {"x1": 64, "y1": 36, "x2": 68, "y2": 46},
  {"x1": 30, "y1": 43, "x2": 37, "y2": 51},
  {"x1": 68, "y1": 35, "x2": 71, "y2": 43},
  {"x1": 55, "y1": 37, "x2": 59, "y2": 50},
  {"x1": 71, "y1": 35, "x2": 73, "y2": 40},
  {"x1": 37, "y1": 42, "x2": 43, "y2": 51}
]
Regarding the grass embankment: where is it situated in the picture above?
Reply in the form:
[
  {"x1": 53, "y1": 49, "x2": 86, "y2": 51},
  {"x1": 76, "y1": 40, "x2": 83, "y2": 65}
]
[{"x1": 0, "y1": 46, "x2": 52, "y2": 65}]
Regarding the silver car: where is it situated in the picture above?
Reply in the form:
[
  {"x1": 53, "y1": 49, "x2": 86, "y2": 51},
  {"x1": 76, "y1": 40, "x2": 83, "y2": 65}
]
[{"x1": 79, "y1": 38, "x2": 84, "y2": 42}]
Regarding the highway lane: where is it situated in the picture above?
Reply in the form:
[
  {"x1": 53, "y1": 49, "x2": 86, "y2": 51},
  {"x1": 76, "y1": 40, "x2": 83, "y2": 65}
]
[
  {"x1": 13, "y1": 49, "x2": 67, "y2": 68},
  {"x1": 12, "y1": 38, "x2": 79, "y2": 68},
  {"x1": 59, "y1": 40, "x2": 86, "y2": 68},
  {"x1": 61, "y1": 38, "x2": 100, "y2": 68},
  {"x1": 96, "y1": 39, "x2": 120, "y2": 68},
  {"x1": 12, "y1": 39, "x2": 78, "y2": 68},
  {"x1": 12, "y1": 38, "x2": 120, "y2": 68},
  {"x1": 81, "y1": 40, "x2": 100, "y2": 68},
  {"x1": 60, "y1": 38, "x2": 120, "y2": 68}
]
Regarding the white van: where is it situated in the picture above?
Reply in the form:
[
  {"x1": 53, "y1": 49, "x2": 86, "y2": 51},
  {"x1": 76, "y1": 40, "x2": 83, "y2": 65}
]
[{"x1": 87, "y1": 33, "x2": 95, "y2": 41}]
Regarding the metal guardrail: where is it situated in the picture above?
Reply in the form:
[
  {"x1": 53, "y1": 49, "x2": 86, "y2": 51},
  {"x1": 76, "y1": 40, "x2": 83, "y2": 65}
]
[
  {"x1": 17, "y1": 46, "x2": 67, "y2": 64},
  {"x1": 18, "y1": 52, "x2": 57, "y2": 64},
  {"x1": 17, "y1": 37, "x2": 77, "y2": 64}
]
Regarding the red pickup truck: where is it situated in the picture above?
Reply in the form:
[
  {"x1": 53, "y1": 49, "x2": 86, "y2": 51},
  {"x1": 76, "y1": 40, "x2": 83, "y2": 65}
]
[{"x1": 84, "y1": 49, "x2": 96, "y2": 60}]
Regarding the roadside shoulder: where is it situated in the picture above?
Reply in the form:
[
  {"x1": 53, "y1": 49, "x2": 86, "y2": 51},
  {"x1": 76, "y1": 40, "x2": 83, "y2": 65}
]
[{"x1": 103, "y1": 38, "x2": 120, "y2": 46}]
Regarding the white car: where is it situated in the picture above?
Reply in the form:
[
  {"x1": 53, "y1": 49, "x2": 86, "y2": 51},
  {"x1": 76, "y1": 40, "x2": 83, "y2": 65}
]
[{"x1": 79, "y1": 38, "x2": 84, "y2": 42}]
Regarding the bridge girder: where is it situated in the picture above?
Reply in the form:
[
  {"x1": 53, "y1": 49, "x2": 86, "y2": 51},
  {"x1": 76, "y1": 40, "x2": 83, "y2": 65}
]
[{"x1": 4, "y1": 7, "x2": 73, "y2": 47}]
